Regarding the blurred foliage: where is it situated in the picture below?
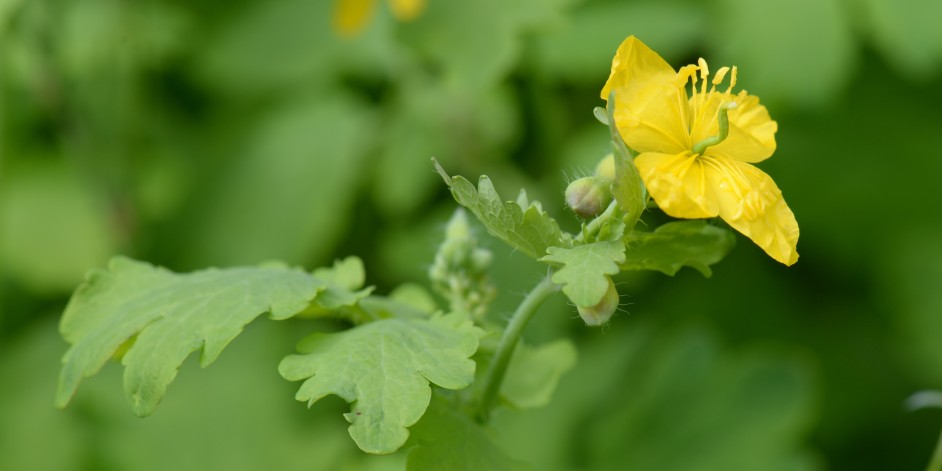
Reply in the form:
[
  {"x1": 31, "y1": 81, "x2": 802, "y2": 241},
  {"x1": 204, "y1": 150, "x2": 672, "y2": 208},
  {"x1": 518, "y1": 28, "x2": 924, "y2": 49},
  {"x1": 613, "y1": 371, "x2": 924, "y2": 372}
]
[{"x1": 2, "y1": 0, "x2": 942, "y2": 469}]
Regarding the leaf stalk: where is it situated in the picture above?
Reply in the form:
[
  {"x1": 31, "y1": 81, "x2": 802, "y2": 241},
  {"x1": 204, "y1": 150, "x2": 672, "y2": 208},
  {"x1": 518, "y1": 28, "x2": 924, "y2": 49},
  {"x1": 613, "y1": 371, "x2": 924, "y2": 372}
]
[{"x1": 476, "y1": 272, "x2": 559, "y2": 423}]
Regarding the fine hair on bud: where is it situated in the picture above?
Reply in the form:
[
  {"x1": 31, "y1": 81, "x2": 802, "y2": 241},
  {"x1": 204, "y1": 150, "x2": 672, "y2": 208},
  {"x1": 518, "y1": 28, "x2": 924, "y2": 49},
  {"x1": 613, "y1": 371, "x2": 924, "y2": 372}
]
[
  {"x1": 577, "y1": 277, "x2": 619, "y2": 326},
  {"x1": 565, "y1": 176, "x2": 613, "y2": 219}
]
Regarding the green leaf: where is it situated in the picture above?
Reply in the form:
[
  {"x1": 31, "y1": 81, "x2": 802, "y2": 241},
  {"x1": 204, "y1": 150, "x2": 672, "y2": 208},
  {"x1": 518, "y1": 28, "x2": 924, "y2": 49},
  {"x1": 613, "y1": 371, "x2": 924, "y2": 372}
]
[
  {"x1": 279, "y1": 313, "x2": 480, "y2": 454},
  {"x1": 622, "y1": 221, "x2": 736, "y2": 277},
  {"x1": 434, "y1": 160, "x2": 568, "y2": 259},
  {"x1": 310, "y1": 257, "x2": 374, "y2": 310},
  {"x1": 56, "y1": 256, "x2": 327, "y2": 417},
  {"x1": 358, "y1": 294, "x2": 434, "y2": 320},
  {"x1": 605, "y1": 92, "x2": 646, "y2": 231},
  {"x1": 388, "y1": 283, "x2": 439, "y2": 314},
  {"x1": 312, "y1": 256, "x2": 365, "y2": 291},
  {"x1": 501, "y1": 339, "x2": 577, "y2": 410},
  {"x1": 407, "y1": 394, "x2": 530, "y2": 471},
  {"x1": 540, "y1": 240, "x2": 625, "y2": 307}
]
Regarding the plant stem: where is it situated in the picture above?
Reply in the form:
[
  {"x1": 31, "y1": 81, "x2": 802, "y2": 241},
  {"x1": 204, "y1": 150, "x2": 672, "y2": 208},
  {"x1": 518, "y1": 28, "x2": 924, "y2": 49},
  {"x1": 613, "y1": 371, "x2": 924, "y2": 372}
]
[
  {"x1": 576, "y1": 200, "x2": 619, "y2": 243},
  {"x1": 476, "y1": 272, "x2": 559, "y2": 423}
]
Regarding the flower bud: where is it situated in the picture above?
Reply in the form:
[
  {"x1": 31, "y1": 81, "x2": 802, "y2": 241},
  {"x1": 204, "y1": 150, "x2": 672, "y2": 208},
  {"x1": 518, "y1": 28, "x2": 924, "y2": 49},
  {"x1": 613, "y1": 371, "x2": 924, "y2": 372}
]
[
  {"x1": 595, "y1": 153, "x2": 615, "y2": 180},
  {"x1": 565, "y1": 176, "x2": 613, "y2": 218},
  {"x1": 470, "y1": 248, "x2": 492, "y2": 272},
  {"x1": 576, "y1": 277, "x2": 619, "y2": 326}
]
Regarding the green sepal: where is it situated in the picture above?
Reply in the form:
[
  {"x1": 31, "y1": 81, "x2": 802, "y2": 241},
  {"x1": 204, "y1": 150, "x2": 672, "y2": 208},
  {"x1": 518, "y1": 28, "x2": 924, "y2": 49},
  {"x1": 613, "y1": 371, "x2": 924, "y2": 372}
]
[{"x1": 605, "y1": 91, "x2": 646, "y2": 231}]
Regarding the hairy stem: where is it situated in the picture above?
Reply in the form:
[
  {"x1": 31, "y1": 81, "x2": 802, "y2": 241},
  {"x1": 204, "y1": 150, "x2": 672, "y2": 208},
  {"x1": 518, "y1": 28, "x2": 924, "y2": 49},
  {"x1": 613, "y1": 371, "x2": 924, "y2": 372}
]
[
  {"x1": 576, "y1": 200, "x2": 619, "y2": 243},
  {"x1": 476, "y1": 272, "x2": 559, "y2": 422}
]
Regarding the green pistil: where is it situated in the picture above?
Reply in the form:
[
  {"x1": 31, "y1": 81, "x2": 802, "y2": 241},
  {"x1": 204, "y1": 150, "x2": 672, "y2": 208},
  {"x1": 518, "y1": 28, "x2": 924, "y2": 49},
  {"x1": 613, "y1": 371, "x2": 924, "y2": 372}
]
[{"x1": 691, "y1": 102, "x2": 736, "y2": 155}]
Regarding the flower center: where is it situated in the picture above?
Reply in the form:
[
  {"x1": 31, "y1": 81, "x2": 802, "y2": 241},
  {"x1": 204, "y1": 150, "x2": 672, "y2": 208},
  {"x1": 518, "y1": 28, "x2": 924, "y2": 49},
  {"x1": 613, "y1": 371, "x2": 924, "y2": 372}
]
[
  {"x1": 691, "y1": 101, "x2": 736, "y2": 155},
  {"x1": 679, "y1": 58, "x2": 739, "y2": 155}
]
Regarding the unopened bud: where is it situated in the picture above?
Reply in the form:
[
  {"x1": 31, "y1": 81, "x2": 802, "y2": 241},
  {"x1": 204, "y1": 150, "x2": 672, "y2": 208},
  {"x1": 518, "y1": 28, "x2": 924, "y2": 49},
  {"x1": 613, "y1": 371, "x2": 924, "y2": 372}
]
[
  {"x1": 470, "y1": 248, "x2": 492, "y2": 272},
  {"x1": 595, "y1": 154, "x2": 615, "y2": 180},
  {"x1": 576, "y1": 277, "x2": 619, "y2": 326},
  {"x1": 565, "y1": 176, "x2": 612, "y2": 218}
]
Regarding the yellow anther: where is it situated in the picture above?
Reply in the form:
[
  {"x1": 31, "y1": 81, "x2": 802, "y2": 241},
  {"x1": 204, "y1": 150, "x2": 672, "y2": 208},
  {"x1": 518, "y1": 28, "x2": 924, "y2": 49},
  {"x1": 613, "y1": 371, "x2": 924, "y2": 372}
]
[
  {"x1": 727, "y1": 66, "x2": 738, "y2": 92},
  {"x1": 675, "y1": 64, "x2": 698, "y2": 88},
  {"x1": 697, "y1": 58, "x2": 709, "y2": 94},
  {"x1": 697, "y1": 58, "x2": 709, "y2": 80},
  {"x1": 712, "y1": 66, "x2": 730, "y2": 86}
]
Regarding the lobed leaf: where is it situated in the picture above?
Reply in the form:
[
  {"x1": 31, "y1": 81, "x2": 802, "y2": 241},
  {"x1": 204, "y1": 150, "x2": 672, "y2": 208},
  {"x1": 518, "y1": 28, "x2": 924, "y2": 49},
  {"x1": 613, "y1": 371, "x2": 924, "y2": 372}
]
[
  {"x1": 308, "y1": 257, "x2": 374, "y2": 311},
  {"x1": 407, "y1": 394, "x2": 530, "y2": 471},
  {"x1": 501, "y1": 339, "x2": 578, "y2": 410},
  {"x1": 622, "y1": 221, "x2": 736, "y2": 277},
  {"x1": 56, "y1": 256, "x2": 337, "y2": 417},
  {"x1": 540, "y1": 240, "x2": 626, "y2": 307},
  {"x1": 434, "y1": 160, "x2": 568, "y2": 259},
  {"x1": 278, "y1": 313, "x2": 480, "y2": 454}
]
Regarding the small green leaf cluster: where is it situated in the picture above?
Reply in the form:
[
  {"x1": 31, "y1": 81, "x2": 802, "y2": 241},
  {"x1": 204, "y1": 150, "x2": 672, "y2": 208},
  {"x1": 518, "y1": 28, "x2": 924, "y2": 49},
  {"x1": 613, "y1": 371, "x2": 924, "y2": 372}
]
[{"x1": 428, "y1": 209, "x2": 496, "y2": 320}]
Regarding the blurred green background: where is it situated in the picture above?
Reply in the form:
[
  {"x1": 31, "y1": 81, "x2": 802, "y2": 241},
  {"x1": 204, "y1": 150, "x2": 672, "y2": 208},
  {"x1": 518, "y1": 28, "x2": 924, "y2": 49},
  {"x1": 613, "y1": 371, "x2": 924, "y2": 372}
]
[{"x1": 2, "y1": 0, "x2": 942, "y2": 469}]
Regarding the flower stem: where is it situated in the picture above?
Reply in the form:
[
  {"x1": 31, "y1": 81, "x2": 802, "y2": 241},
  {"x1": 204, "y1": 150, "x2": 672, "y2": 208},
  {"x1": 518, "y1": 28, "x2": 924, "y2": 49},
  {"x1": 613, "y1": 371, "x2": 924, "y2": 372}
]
[
  {"x1": 576, "y1": 200, "x2": 619, "y2": 244},
  {"x1": 476, "y1": 272, "x2": 559, "y2": 423}
]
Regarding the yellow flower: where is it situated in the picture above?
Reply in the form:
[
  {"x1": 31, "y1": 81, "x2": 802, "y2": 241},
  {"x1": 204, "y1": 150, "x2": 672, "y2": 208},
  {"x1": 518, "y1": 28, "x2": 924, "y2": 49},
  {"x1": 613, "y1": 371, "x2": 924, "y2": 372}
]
[
  {"x1": 601, "y1": 36, "x2": 799, "y2": 266},
  {"x1": 333, "y1": 0, "x2": 426, "y2": 37}
]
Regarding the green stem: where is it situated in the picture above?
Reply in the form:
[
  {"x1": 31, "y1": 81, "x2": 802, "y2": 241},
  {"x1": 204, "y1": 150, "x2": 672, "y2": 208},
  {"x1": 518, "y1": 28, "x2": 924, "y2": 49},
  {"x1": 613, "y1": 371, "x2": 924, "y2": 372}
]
[
  {"x1": 576, "y1": 200, "x2": 619, "y2": 243},
  {"x1": 476, "y1": 273, "x2": 559, "y2": 423}
]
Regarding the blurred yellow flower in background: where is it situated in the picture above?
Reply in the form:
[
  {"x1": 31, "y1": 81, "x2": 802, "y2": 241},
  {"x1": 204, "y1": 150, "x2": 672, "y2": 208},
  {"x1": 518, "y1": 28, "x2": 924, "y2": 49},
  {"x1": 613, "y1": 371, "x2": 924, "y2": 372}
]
[
  {"x1": 602, "y1": 36, "x2": 799, "y2": 266},
  {"x1": 333, "y1": 0, "x2": 426, "y2": 37}
]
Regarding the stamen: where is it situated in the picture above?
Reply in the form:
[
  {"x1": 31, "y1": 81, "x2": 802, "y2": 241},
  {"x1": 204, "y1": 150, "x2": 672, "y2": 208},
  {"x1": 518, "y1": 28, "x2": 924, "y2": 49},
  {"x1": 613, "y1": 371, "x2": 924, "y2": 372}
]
[
  {"x1": 697, "y1": 58, "x2": 709, "y2": 95},
  {"x1": 727, "y1": 66, "x2": 738, "y2": 93},
  {"x1": 689, "y1": 66, "x2": 698, "y2": 98},
  {"x1": 712, "y1": 66, "x2": 730, "y2": 86},
  {"x1": 691, "y1": 101, "x2": 737, "y2": 155},
  {"x1": 675, "y1": 64, "x2": 698, "y2": 89}
]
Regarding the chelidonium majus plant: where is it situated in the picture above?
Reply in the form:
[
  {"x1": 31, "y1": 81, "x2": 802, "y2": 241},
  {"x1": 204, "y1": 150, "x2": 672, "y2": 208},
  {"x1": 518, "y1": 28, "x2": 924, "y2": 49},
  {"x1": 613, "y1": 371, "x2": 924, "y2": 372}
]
[{"x1": 52, "y1": 36, "x2": 798, "y2": 468}]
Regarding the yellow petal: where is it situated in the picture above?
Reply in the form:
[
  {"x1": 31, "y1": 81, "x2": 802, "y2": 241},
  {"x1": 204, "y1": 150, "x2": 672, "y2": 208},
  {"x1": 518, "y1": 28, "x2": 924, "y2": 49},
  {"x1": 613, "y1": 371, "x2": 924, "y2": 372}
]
[
  {"x1": 700, "y1": 156, "x2": 799, "y2": 265},
  {"x1": 390, "y1": 0, "x2": 426, "y2": 21},
  {"x1": 694, "y1": 91, "x2": 778, "y2": 164},
  {"x1": 601, "y1": 36, "x2": 689, "y2": 155},
  {"x1": 333, "y1": 0, "x2": 377, "y2": 37},
  {"x1": 635, "y1": 151, "x2": 719, "y2": 219}
]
